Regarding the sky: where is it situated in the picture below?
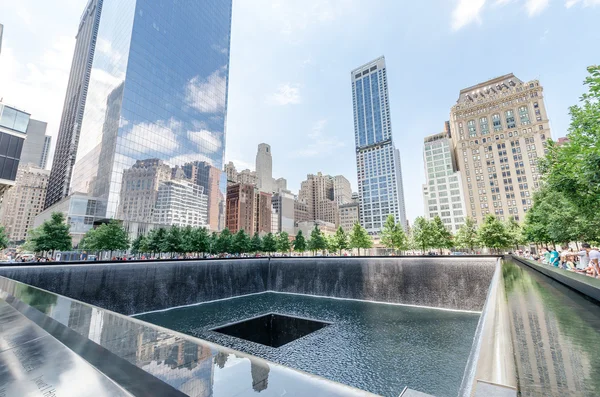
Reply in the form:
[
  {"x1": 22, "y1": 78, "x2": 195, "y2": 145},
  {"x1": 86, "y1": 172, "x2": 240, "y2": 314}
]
[{"x1": 0, "y1": 0, "x2": 598, "y2": 223}]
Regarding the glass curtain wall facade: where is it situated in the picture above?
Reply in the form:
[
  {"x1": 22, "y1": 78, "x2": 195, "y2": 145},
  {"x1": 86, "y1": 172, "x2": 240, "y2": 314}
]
[
  {"x1": 69, "y1": 0, "x2": 232, "y2": 235},
  {"x1": 351, "y1": 56, "x2": 407, "y2": 234}
]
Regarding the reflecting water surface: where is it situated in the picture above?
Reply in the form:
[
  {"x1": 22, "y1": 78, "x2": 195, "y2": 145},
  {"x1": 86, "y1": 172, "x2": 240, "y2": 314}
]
[
  {"x1": 504, "y1": 259, "x2": 600, "y2": 397},
  {"x1": 138, "y1": 292, "x2": 480, "y2": 397}
]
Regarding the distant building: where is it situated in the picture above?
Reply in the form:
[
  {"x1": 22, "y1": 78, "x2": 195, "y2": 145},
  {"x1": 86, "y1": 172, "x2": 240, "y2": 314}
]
[
  {"x1": 0, "y1": 164, "x2": 50, "y2": 242},
  {"x1": 351, "y1": 56, "x2": 407, "y2": 234},
  {"x1": 226, "y1": 183, "x2": 256, "y2": 234},
  {"x1": 255, "y1": 143, "x2": 273, "y2": 193},
  {"x1": 182, "y1": 161, "x2": 223, "y2": 231},
  {"x1": 450, "y1": 73, "x2": 551, "y2": 223},
  {"x1": 339, "y1": 202, "x2": 359, "y2": 233},
  {"x1": 422, "y1": 128, "x2": 467, "y2": 232},
  {"x1": 0, "y1": 103, "x2": 29, "y2": 195},
  {"x1": 274, "y1": 177, "x2": 287, "y2": 193},
  {"x1": 238, "y1": 169, "x2": 258, "y2": 186},
  {"x1": 153, "y1": 179, "x2": 208, "y2": 228},
  {"x1": 272, "y1": 190, "x2": 295, "y2": 235},
  {"x1": 294, "y1": 200, "x2": 311, "y2": 226},
  {"x1": 556, "y1": 137, "x2": 569, "y2": 146},
  {"x1": 333, "y1": 175, "x2": 352, "y2": 205},
  {"x1": 254, "y1": 191, "x2": 272, "y2": 235},
  {"x1": 224, "y1": 161, "x2": 237, "y2": 185},
  {"x1": 298, "y1": 172, "x2": 339, "y2": 226},
  {"x1": 351, "y1": 192, "x2": 360, "y2": 203},
  {"x1": 296, "y1": 220, "x2": 337, "y2": 238},
  {"x1": 20, "y1": 119, "x2": 51, "y2": 169}
]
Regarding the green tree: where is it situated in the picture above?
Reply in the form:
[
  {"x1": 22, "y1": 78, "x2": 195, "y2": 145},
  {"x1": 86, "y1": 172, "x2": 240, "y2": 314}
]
[
  {"x1": 21, "y1": 226, "x2": 43, "y2": 252},
  {"x1": 250, "y1": 233, "x2": 263, "y2": 253},
  {"x1": 216, "y1": 228, "x2": 232, "y2": 254},
  {"x1": 477, "y1": 215, "x2": 511, "y2": 253},
  {"x1": 349, "y1": 223, "x2": 372, "y2": 256},
  {"x1": 190, "y1": 227, "x2": 210, "y2": 255},
  {"x1": 94, "y1": 220, "x2": 130, "y2": 258},
  {"x1": 455, "y1": 217, "x2": 479, "y2": 253},
  {"x1": 262, "y1": 232, "x2": 277, "y2": 254},
  {"x1": 147, "y1": 228, "x2": 167, "y2": 256},
  {"x1": 232, "y1": 229, "x2": 251, "y2": 254},
  {"x1": 330, "y1": 226, "x2": 349, "y2": 255},
  {"x1": 505, "y1": 217, "x2": 524, "y2": 250},
  {"x1": 308, "y1": 225, "x2": 327, "y2": 254},
  {"x1": 164, "y1": 225, "x2": 183, "y2": 256},
  {"x1": 276, "y1": 232, "x2": 291, "y2": 254},
  {"x1": 430, "y1": 216, "x2": 453, "y2": 254},
  {"x1": 32, "y1": 212, "x2": 72, "y2": 256},
  {"x1": 293, "y1": 230, "x2": 306, "y2": 254},
  {"x1": 130, "y1": 234, "x2": 147, "y2": 257},
  {"x1": 411, "y1": 216, "x2": 434, "y2": 253},
  {"x1": 208, "y1": 232, "x2": 219, "y2": 255},
  {"x1": 0, "y1": 226, "x2": 9, "y2": 250},
  {"x1": 181, "y1": 225, "x2": 194, "y2": 255},
  {"x1": 380, "y1": 215, "x2": 407, "y2": 254}
]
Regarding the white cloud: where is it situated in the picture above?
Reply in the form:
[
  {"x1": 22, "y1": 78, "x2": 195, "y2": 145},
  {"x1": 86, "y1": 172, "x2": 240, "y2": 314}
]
[
  {"x1": 122, "y1": 117, "x2": 181, "y2": 154},
  {"x1": 267, "y1": 83, "x2": 302, "y2": 105},
  {"x1": 451, "y1": 0, "x2": 486, "y2": 31},
  {"x1": 187, "y1": 128, "x2": 222, "y2": 153},
  {"x1": 526, "y1": 0, "x2": 550, "y2": 15},
  {"x1": 185, "y1": 68, "x2": 228, "y2": 113},
  {"x1": 167, "y1": 152, "x2": 215, "y2": 168},
  {"x1": 262, "y1": 0, "x2": 355, "y2": 35},
  {"x1": 293, "y1": 119, "x2": 345, "y2": 158},
  {"x1": 565, "y1": 0, "x2": 600, "y2": 7}
]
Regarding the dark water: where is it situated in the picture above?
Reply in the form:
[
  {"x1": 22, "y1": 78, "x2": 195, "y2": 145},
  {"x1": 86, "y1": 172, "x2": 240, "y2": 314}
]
[
  {"x1": 504, "y1": 259, "x2": 600, "y2": 397},
  {"x1": 138, "y1": 292, "x2": 479, "y2": 396}
]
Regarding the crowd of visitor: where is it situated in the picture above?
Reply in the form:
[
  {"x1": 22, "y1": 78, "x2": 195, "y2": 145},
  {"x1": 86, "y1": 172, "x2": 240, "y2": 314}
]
[{"x1": 520, "y1": 243, "x2": 600, "y2": 278}]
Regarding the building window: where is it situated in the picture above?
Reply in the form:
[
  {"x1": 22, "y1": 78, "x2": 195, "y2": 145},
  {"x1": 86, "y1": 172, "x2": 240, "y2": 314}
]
[
  {"x1": 505, "y1": 110, "x2": 516, "y2": 129},
  {"x1": 519, "y1": 105, "x2": 531, "y2": 125},
  {"x1": 492, "y1": 113, "x2": 502, "y2": 131},
  {"x1": 479, "y1": 117, "x2": 489, "y2": 135},
  {"x1": 468, "y1": 120, "x2": 477, "y2": 137}
]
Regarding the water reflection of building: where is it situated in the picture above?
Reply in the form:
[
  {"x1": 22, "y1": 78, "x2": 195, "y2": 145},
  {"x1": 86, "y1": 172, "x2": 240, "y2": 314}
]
[
  {"x1": 251, "y1": 360, "x2": 270, "y2": 392},
  {"x1": 39, "y1": 0, "x2": 232, "y2": 235},
  {"x1": 154, "y1": 179, "x2": 208, "y2": 227}
]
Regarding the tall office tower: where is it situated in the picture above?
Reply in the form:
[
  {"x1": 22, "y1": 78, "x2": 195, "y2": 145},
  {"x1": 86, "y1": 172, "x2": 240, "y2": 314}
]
[
  {"x1": 0, "y1": 164, "x2": 50, "y2": 242},
  {"x1": 40, "y1": 0, "x2": 232, "y2": 235},
  {"x1": 40, "y1": 136, "x2": 51, "y2": 169},
  {"x1": 0, "y1": 103, "x2": 29, "y2": 195},
  {"x1": 20, "y1": 120, "x2": 51, "y2": 168},
  {"x1": 298, "y1": 172, "x2": 339, "y2": 226},
  {"x1": 45, "y1": 0, "x2": 102, "y2": 209},
  {"x1": 274, "y1": 177, "x2": 287, "y2": 193},
  {"x1": 333, "y1": 175, "x2": 352, "y2": 205},
  {"x1": 421, "y1": 127, "x2": 467, "y2": 232},
  {"x1": 226, "y1": 183, "x2": 256, "y2": 234},
  {"x1": 293, "y1": 200, "x2": 311, "y2": 226},
  {"x1": 351, "y1": 56, "x2": 407, "y2": 234},
  {"x1": 255, "y1": 143, "x2": 273, "y2": 193},
  {"x1": 450, "y1": 74, "x2": 551, "y2": 223}
]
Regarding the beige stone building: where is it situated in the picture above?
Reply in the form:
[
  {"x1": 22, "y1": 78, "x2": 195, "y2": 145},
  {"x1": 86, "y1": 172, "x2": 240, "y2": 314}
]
[
  {"x1": 0, "y1": 164, "x2": 50, "y2": 242},
  {"x1": 339, "y1": 202, "x2": 359, "y2": 233},
  {"x1": 333, "y1": 175, "x2": 352, "y2": 206},
  {"x1": 450, "y1": 73, "x2": 550, "y2": 224},
  {"x1": 298, "y1": 172, "x2": 342, "y2": 226}
]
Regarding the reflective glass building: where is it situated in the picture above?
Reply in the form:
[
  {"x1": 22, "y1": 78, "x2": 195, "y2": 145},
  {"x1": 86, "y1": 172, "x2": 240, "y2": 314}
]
[
  {"x1": 58, "y1": 0, "x2": 232, "y2": 235},
  {"x1": 351, "y1": 57, "x2": 407, "y2": 234}
]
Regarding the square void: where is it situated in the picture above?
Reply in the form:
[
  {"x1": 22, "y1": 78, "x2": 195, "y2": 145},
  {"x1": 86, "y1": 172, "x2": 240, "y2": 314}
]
[{"x1": 212, "y1": 313, "x2": 330, "y2": 348}]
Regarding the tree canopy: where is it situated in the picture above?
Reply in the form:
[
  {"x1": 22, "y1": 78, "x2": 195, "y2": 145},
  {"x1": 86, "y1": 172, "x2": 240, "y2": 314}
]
[
  {"x1": 307, "y1": 226, "x2": 327, "y2": 254},
  {"x1": 276, "y1": 232, "x2": 291, "y2": 253},
  {"x1": 477, "y1": 215, "x2": 511, "y2": 252},
  {"x1": 349, "y1": 223, "x2": 372, "y2": 256},
  {"x1": 330, "y1": 226, "x2": 349, "y2": 255},
  {"x1": 455, "y1": 217, "x2": 478, "y2": 252},
  {"x1": 380, "y1": 215, "x2": 407, "y2": 253},
  {"x1": 293, "y1": 230, "x2": 306, "y2": 253},
  {"x1": 31, "y1": 212, "x2": 72, "y2": 254}
]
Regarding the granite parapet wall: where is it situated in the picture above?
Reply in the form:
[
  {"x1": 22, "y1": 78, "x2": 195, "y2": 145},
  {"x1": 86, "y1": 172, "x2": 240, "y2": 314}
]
[
  {"x1": 0, "y1": 259, "x2": 270, "y2": 315},
  {"x1": 269, "y1": 257, "x2": 497, "y2": 312},
  {"x1": 0, "y1": 257, "x2": 497, "y2": 314}
]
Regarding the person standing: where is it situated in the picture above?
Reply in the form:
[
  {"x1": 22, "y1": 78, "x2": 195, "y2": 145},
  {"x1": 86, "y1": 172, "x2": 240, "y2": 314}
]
[{"x1": 549, "y1": 247, "x2": 560, "y2": 267}]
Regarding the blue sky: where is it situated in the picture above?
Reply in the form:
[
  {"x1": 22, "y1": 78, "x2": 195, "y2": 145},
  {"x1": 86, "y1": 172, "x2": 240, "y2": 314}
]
[{"x1": 1, "y1": 0, "x2": 598, "y2": 222}]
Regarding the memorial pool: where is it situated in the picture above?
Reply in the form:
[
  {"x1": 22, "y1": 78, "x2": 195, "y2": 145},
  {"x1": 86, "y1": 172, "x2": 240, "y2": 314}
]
[{"x1": 138, "y1": 292, "x2": 480, "y2": 397}]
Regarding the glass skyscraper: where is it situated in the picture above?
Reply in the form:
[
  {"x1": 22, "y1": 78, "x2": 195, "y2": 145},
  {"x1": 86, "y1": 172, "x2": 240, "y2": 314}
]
[
  {"x1": 42, "y1": 0, "x2": 232, "y2": 238},
  {"x1": 351, "y1": 56, "x2": 407, "y2": 234}
]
